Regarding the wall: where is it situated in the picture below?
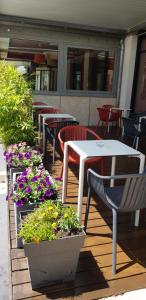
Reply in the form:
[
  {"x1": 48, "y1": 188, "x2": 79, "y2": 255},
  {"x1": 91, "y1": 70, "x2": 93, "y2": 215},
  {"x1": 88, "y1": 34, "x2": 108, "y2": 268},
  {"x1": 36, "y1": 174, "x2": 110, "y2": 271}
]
[
  {"x1": 33, "y1": 95, "x2": 116, "y2": 125},
  {"x1": 119, "y1": 34, "x2": 138, "y2": 109}
]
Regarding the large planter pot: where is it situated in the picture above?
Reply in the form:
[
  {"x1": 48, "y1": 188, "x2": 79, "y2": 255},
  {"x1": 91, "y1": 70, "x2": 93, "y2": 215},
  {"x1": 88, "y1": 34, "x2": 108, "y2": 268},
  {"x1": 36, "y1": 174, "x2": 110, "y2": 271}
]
[
  {"x1": 24, "y1": 231, "x2": 86, "y2": 289},
  {"x1": 14, "y1": 203, "x2": 38, "y2": 248}
]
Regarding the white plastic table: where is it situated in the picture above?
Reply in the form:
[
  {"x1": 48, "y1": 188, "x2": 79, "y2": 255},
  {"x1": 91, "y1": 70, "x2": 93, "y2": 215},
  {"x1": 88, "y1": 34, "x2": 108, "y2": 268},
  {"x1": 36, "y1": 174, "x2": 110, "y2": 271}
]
[
  {"x1": 62, "y1": 139, "x2": 145, "y2": 224},
  {"x1": 39, "y1": 113, "x2": 76, "y2": 153}
]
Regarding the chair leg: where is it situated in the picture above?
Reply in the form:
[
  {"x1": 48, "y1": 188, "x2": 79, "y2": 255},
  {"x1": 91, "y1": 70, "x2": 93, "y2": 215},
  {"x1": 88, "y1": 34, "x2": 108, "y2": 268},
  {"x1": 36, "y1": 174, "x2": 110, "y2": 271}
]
[
  {"x1": 84, "y1": 187, "x2": 91, "y2": 231},
  {"x1": 52, "y1": 138, "x2": 55, "y2": 164},
  {"x1": 112, "y1": 208, "x2": 117, "y2": 275},
  {"x1": 100, "y1": 159, "x2": 104, "y2": 175}
]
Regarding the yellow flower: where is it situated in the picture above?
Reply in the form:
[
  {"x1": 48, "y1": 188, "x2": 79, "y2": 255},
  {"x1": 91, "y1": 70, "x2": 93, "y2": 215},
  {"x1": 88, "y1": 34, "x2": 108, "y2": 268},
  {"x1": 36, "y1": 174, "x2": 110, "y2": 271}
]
[
  {"x1": 48, "y1": 206, "x2": 53, "y2": 211},
  {"x1": 39, "y1": 212, "x2": 45, "y2": 219},
  {"x1": 64, "y1": 213, "x2": 68, "y2": 218},
  {"x1": 51, "y1": 222, "x2": 57, "y2": 229},
  {"x1": 52, "y1": 211, "x2": 58, "y2": 219}
]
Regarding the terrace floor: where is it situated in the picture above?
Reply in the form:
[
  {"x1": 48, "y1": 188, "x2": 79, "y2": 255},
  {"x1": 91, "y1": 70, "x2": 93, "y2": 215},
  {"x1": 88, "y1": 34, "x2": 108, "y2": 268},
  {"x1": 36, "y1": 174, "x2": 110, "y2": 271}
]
[{"x1": 9, "y1": 127, "x2": 146, "y2": 300}]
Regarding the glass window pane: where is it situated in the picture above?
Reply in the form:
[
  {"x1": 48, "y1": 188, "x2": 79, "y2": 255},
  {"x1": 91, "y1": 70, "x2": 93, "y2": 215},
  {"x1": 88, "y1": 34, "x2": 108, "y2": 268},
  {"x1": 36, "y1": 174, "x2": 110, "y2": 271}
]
[
  {"x1": 0, "y1": 38, "x2": 58, "y2": 92},
  {"x1": 66, "y1": 47, "x2": 115, "y2": 92}
]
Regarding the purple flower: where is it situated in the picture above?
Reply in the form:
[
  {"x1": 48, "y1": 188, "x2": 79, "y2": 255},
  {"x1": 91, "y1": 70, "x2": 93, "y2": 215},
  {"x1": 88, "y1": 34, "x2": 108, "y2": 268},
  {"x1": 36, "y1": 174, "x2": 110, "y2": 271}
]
[
  {"x1": 37, "y1": 185, "x2": 42, "y2": 191},
  {"x1": 19, "y1": 183, "x2": 24, "y2": 189},
  {"x1": 22, "y1": 170, "x2": 28, "y2": 176},
  {"x1": 18, "y1": 154, "x2": 23, "y2": 160},
  {"x1": 45, "y1": 190, "x2": 53, "y2": 198},
  {"x1": 25, "y1": 153, "x2": 31, "y2": 159},
  {"x1": 31, "y1": 176, "x2": 38, "y2": 182},
  {"x1": 39, "y1": 195, "x2": 44, "y2": 202},
  {"x1": 55, "y1": 177, "x2": 62, "y2": 181},
  {"x1": 46, "y1": 180, "x2": 52, "y2": 186},
  {"x1": 25, "y1": 186, "x2": 31, "y2": 193},
  {"x1": 3, "y1": 151, "x2": 6, "y2": 157},
  {"x1": 15, "y1": 200, "x2": 23, "y2": 207},
  {"x1": 21, "y1": 198, "x2": 28, "y2": 204},
  {"x1": 17, "y1": 176, "x2": 23, "y2": 183}
]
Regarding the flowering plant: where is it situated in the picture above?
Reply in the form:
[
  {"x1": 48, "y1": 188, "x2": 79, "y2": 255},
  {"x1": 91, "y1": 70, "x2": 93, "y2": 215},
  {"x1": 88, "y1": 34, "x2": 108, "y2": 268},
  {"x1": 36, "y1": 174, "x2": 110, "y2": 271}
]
[
  {"x1": 3, "y1": 142, "x2": 43, "y2": 168},
  {"x1": 9, "y1": 167, "x2": 61, "y2": 207},
  {"x1": 19, "y1": 200, "x2": 83, "y2": 243}
]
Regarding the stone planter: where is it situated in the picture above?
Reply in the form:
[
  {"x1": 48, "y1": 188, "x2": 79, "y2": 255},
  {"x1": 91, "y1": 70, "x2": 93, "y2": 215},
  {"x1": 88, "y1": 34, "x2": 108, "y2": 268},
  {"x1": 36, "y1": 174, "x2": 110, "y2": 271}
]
[
  {"x1": 24, "y1": 231, "x2": 86, "y2": 289},
  {"x1": 14, "y1": 203, "x2": 37, "y2": 248}
]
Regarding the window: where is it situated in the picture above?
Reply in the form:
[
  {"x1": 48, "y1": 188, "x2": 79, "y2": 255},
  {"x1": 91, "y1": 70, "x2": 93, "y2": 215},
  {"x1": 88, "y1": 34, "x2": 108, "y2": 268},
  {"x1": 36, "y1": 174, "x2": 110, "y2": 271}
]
[
  {"x1": 0, "y1": 38, "x2": 58, "y2": 92},
  {"x1": 66, "y1": 47, "x2": 115, "y2": 92}
]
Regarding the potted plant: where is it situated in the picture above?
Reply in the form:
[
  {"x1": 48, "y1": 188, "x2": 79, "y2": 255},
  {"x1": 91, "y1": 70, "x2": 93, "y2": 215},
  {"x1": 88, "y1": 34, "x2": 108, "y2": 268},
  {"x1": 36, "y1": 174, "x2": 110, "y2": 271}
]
[
  {"x1": 8, "y1": 167, "x2": 61, "y2": 247},
  {"x1": 3, "y1": 142, "x2": 43, "y2": 186},
  {"x1": 19, "y1": 200, "x2": 85, "y2": 289}
]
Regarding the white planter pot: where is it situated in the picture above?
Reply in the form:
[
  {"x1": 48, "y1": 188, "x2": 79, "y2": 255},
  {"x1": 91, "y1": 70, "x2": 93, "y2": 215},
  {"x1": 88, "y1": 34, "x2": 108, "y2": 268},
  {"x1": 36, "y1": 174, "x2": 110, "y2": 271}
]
[{"x1": 24, "y1": 231, "x2": 86, "y2": 289}]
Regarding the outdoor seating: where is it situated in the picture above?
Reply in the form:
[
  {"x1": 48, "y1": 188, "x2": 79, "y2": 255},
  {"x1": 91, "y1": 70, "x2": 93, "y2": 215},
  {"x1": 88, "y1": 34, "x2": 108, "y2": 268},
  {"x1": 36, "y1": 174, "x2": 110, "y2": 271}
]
[
  {"x1": 122, "y1": 117, "x2": 146, "y2": 149},
  {"x1": 97, "y1": 107, "x2": 122, "y2": 135},
  {"x1": 45, "y1": 119, "x2": 79, "y2": 163},
  {"x1": 58, "y1": 125, "x2": 104, "y2": 178},
  {"x1": 84, "y1": 168, "x2": 146, "y2": 274}
]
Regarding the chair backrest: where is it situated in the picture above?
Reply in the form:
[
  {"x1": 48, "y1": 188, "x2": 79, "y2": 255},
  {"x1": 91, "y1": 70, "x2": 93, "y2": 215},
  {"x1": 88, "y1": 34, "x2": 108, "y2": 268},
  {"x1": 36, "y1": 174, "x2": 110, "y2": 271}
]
[
  {"x1": 38, "y1": 108, "x2": 61, "y2": 114},
  {"x1": 88, "y1": 169, "x2": 146, "y2": 212},
  {"x1": 119, "y1": 174, "x2": 146, "y2": 211},
  {"x1": 122, "y1": 117, "x2": 138, "y2": 137},
  {"x1": 97, "y1": 107, "x2": 121, "y2": 122},
  {"x1": 139, "y1": 118, "x2": 146, "y2": 137},
  {"x1": 97, "y1": 107, "x2": 110, "y2": 122},
  {"x1": 45, "y1": 120, "x2": 79, "y2": 139},
  {"x1": 102, "y1": 105, "x2": 113, "y2": 109},
  {"x1": 58, "y1": 125, "x2": 102, "y2": 154},
  {"x1": 32, "y1": 101, "x2": 48, "y2": 106},
  {"x1": 35, "y1": 108, "x2": 62, "y2": 124}
]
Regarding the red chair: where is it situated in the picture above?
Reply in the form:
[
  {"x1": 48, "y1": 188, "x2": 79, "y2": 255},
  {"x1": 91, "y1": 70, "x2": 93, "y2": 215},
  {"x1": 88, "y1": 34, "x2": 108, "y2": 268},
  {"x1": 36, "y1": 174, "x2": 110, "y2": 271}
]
[
  {"x1": 102, "y1": 104, "x2": 114, "y2": 109},
  {"x1": 32, "y1": 101, "x2": 48, "y2": 106},
  {"x1": 58, "y1": 125, "x2": 104, "y2": 178},
  {"x1": 97, "y1": 107, "x2": 122, "y2": 134},
  {"x1": 35, "y1": 107, "x2": 62, "y2": 126}
]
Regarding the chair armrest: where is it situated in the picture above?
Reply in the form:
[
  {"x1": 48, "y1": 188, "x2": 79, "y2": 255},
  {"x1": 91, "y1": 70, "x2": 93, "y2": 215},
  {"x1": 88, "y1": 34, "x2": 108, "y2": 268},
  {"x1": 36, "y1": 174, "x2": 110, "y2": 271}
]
[{"x1": 87, "y1": 168, "x2": 145, "y2": 181}]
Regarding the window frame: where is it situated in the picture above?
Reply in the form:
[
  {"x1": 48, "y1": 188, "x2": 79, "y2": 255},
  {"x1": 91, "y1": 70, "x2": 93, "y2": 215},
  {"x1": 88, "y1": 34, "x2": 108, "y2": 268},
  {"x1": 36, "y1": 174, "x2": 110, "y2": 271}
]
[
  {"x1": 1, "y1": 37, "x2": 120, "y2": 97},
  {"x1": 62, "y1": 43, "x2": 120, "y2": 98}
]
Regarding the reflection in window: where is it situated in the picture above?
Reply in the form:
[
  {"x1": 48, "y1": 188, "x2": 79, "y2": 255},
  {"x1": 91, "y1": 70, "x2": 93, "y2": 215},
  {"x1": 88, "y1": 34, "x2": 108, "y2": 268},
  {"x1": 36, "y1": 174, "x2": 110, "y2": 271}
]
[
  {"x1": 66, "y1": 48, "x2": 115, "y2": 92},
  {"x1": 0, "y1": 38, "x2": 58, "y2": 91}
]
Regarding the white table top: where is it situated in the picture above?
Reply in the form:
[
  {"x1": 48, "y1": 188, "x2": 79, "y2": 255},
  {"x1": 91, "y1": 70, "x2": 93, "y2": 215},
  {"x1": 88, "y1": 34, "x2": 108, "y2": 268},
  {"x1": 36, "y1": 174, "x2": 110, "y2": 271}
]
[
  {"x1": 66, "y1": 140, "x2": 142, "y2": 159},
  {"x1": 40, "y1": 113, "x2": 76, "y2": 120}
]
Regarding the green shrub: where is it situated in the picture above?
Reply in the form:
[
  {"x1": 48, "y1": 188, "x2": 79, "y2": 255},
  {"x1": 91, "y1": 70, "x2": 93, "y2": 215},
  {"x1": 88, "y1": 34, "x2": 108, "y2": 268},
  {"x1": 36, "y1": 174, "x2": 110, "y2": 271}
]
[
  {"x1": 19, "y1": 201, "x2": 83, "y2": 243},
  {"x1": 0, "y1": 61, "x2": 36, "y2": 145}
]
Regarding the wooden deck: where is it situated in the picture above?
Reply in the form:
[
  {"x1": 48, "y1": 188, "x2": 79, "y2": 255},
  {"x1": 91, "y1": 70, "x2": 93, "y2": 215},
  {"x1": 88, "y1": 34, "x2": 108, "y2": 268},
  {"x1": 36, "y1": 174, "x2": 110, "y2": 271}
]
[{"x1": 9, "y1": 128, "x2": 146, "y2": 300}]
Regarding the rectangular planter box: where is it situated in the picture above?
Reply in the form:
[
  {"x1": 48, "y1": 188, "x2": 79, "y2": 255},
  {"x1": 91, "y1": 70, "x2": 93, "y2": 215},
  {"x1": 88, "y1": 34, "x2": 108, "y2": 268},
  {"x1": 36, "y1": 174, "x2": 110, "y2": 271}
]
[
  {"x1": 9, "y1": 167, "x2": 24, "y2": 192},
  {"x1": 24, "y1": 231, "x2": 86, "y2": 289},
  {"x1": 14, "y1": 203, "x2": 37, "y2": 248}
]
